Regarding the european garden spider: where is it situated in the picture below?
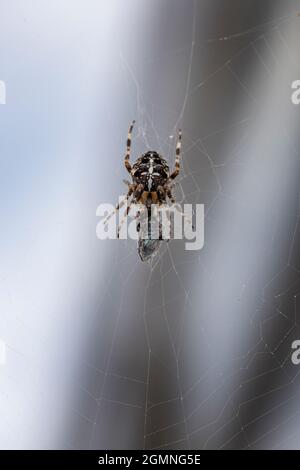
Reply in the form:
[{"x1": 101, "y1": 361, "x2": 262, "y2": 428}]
[{"x1": 104, "y1": 120, "x2": 182, "y2": 242}]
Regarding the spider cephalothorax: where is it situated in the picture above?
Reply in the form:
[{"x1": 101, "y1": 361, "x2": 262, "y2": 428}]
[{"x1": 103, "y1": 120, "x2": 183, "y2": 255}]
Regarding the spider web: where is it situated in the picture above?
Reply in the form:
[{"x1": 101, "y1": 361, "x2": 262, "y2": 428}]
[
  {"x1": 66, "y1": 2, "x2": 300, "y2": 450},
  {"x1": 1, "y1": 0, "x2": 300, "y2": 451}
]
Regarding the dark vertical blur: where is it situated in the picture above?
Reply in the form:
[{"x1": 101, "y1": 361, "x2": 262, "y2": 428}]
[{"x1": 61, "y1": 0, "x2": 300, "y2": 450}]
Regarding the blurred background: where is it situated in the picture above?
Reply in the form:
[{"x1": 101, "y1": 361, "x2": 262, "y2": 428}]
[{"x1": 0, "y1": 0, "x2": 300, "y2": 450}]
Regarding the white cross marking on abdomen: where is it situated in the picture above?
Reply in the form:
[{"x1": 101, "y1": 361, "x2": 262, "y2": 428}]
[{"x1": 148, "y1": 157, "x2": 154, "y2": 190}]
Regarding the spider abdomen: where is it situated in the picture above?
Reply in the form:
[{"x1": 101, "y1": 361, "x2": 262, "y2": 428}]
[{"x1": 132, "y1": 151, "x2": 169, "y2": 192}]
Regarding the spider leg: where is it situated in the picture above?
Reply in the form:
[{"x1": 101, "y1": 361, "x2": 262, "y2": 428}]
[
  {"x1": 165, "y1": 187, "x2": 194, "y2": 228},
  {"x1": 154, "y1": 187, "x2": 171, "y2": 239},
  {"x1": 117, "y1": 202, "x2": 133, "y2": 238},
  {"x1": 173, "y1": 203, "x2": 194, "y2": 228},
  {"x1": 134, "y1": 183, "x2": 145, "y2": 202},
  {"x1": 124, "y1": 120, "x2": 135, "y2": 174},
  {"x1": 166, "y1": 188, "x2": 175, "y2": 204},
  {"x1": 156, "y1": 185, "x2": 166, "y2": 203},
  {"x1": 135, "y1": 210, "x2": 141, "y2": 232},
  {"x1": 102, "y1": 185, "x2": 135, "y2": 226},
  {"x1": 157, "y1": 203, "x2": 171, "y2": 240},
  {"x1": 117, "y1": 183, "x2": 144, "y2": 238},
  {"x1": 169, "y1": 129, "x2": 182, "y2": 180}
]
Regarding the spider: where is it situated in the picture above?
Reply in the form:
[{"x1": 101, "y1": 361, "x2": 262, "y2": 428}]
[{"x1": 103, "y1": 120, "x2": 183, "y2": 253}]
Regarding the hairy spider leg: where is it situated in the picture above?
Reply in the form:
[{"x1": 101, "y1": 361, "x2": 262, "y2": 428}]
[
  {"x1": 172, "y1": 201, "x2": 194, "y2": 229},
  {"x1": 156, "y1": 185, "x2": 166, "y2": 203},
  {"x1": 166, "y1": 188, "x2": 175, "y2": 203},
  {"x1": 170, "y1": 129, "x2": 182, "y2": 180},
  {"x1": 116, "y1": 202, "x2": 132, "y2": 238},
  {"x1": 154, "y1": 203, "x2": 172, "y2": 240},
  {"x1": 124, "y1": 120, "x2": 135, "y2": 174},
  {"x1": 116, "y1": 183, "x2": 144, "y2": 238},
  {"x1": 163, "y1": 187, "x2": 193, "y2": 227},
  {"x1": 102, "y1": 185, "x2": 135, "y2": 226}
]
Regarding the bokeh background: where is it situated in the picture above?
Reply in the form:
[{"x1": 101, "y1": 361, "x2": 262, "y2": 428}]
[{"x1": 1, "y1": 0, "x2": 300, "y2": 450}]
